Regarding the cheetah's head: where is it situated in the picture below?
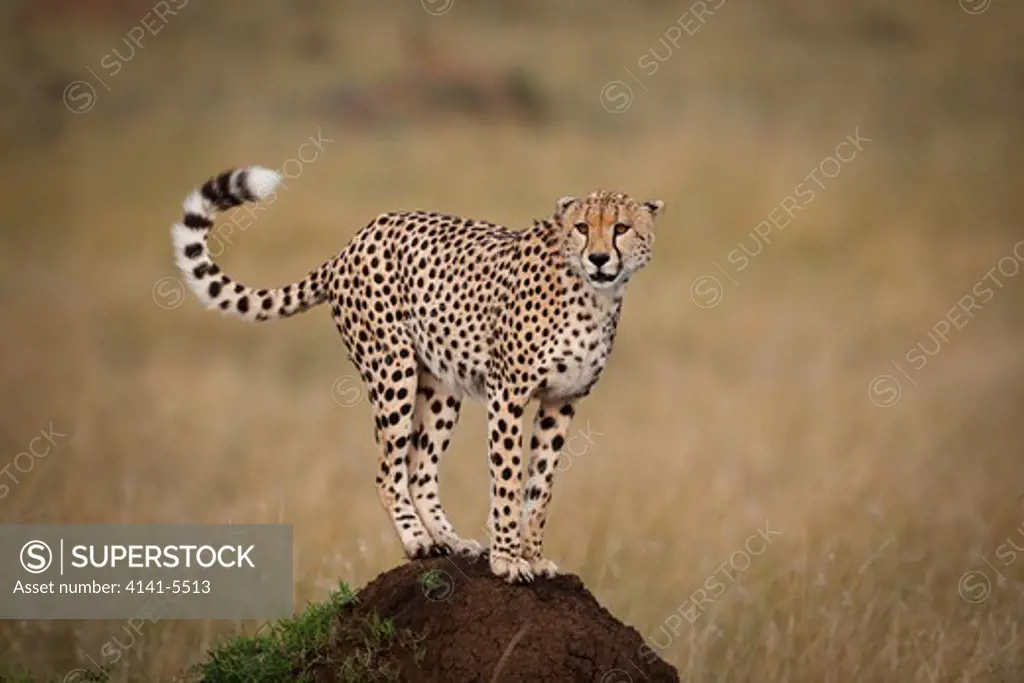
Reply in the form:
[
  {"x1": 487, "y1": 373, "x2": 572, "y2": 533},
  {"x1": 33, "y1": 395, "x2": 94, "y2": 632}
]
[{"x1": 554, "y1": 190, "x2": 664, "y2": 291}]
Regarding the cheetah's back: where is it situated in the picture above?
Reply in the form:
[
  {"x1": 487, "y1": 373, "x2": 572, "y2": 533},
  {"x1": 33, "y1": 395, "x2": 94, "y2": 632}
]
[{"x1": 334, "y1": 211, "x2": 520, "y2": 400}]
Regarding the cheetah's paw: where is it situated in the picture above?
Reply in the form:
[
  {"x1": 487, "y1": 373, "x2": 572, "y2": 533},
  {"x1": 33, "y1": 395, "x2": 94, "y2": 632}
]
[
  {"x1": 426, "y1": 528, "x2": 486, "y2": 558},
  {"x1": 528, "y1": 557, "x2": 559, "y2": 577},
  {"x1": 450, "y1": 537, "x2": 486, "y2": 557},
  {"x1": 489, "y1": 552, "x2": 534, "y2": 583},
  {"x1": 404, "y1": 538, "x2": 450, "y2": 560}
]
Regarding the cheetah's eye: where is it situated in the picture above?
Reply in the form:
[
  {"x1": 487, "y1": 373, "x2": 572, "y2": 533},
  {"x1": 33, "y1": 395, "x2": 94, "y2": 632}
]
[
  {"x1": 613, "y1": 223, "x2": 632, "y2": 235},
  {"x1": 573, "y1": 222, "x2": 589, "y2": 235}
]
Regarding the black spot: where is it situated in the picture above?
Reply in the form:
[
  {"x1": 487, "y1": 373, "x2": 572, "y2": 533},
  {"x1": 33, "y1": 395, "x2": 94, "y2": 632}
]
[
  {"x1": 183, "y1": 243, "x2": 203, "y2": 259},
  {"x1": 552, "y1": 436, "x2": 564, "y2": 451},
  {"x1": 208, "y1": 280, "x2": 222, "y2": 298},
  {"x1": 216, "y1": 171, "x2": 240, "y2": 207},
  {"x1": 237, "y1": 296, "x2": 249, "y2": 313},
  {"x1": 236, "y1": 169, "x2": 256, "y2": 201},
  {"x1": 183, "y1": 212, "x2": 213, "y2": 229},
  {"x1": 540, "y1": 417, "x2": 557, "y2": 430}
]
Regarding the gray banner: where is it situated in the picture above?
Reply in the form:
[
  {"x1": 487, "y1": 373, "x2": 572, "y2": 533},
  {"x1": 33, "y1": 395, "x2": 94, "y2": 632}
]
[{"x1": 0, "y1": 524, "x2": 293, "y2": 619}]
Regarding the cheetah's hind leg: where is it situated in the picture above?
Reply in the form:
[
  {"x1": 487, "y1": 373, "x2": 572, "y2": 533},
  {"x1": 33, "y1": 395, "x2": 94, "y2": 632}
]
[
  {"x1": 408, "y1": 369, "x2": 486, "y2": 558},
  {"x1": 367, "y1": 350, "x2": 445, "y2": 560}
]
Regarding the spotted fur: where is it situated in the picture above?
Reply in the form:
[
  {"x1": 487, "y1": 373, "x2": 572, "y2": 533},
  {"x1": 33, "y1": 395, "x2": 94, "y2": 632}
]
[{"x1": 170, "y1": 166, "x2": 664, "y2": 582}]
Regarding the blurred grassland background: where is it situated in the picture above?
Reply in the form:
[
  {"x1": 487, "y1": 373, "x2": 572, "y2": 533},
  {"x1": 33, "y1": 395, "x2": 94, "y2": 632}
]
[{"x1": 1, "y1": 0, "x2": 1023, "y2": 680}]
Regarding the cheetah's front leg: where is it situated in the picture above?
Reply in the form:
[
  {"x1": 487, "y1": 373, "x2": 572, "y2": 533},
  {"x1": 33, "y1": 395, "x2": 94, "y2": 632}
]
[
  {"x1": 522, "y1": 400, "x2": 575, "y2": 577},
  {"x1": 485, "y1": 387, "x2": 533, "y2": 583}
]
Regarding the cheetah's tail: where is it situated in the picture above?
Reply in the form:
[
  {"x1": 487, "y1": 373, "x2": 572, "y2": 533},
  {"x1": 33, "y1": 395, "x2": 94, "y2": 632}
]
[{"x1": 170, "y1": 166, "x2": 330, "y2": 322}]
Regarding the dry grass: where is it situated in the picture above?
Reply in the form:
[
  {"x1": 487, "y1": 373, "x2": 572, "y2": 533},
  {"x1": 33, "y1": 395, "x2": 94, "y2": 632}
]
[{"x1": 1, "y1": 1, "x2": 1023, "y2": 681}]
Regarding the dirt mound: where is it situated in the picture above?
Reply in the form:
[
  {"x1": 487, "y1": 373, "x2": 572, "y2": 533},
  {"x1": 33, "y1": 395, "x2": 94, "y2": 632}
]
[{"x1": 327, "y1": 554, "x2": 680, "y2": 683}]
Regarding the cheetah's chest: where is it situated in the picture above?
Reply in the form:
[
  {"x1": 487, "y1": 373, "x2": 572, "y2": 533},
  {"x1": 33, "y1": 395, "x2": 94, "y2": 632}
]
[{"x1": 542, "y1": 320, "x2": 617, "y2": 400}]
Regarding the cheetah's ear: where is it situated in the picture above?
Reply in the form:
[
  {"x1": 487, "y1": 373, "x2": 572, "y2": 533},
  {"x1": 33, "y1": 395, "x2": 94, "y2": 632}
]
[
  {"x1": 554, "y1": 196, "x2": 577, "y2": 223},
  {"x1": 642, "y1": 200, "x2": 664, "y2": 219}
]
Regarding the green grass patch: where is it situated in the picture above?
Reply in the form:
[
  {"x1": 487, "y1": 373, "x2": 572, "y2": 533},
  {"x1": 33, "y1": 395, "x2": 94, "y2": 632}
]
[
  {"x1": 189, "y1": 581, "x2": 423, "y2": 683},
  {"x1": 0, "y1": 582, "x2": 424, "y2": 683}
]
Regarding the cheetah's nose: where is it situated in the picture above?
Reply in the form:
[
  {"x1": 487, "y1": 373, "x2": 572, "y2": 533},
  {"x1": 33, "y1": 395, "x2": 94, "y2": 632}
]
[{"x1": 588, "y1": 253, "x2": 611, "y2": 268}]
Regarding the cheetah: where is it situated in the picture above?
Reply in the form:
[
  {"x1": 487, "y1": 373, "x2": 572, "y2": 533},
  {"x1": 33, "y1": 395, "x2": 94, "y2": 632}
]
[{"x1": 170, "y1": 166, "x2": 663, "y2": 582}]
